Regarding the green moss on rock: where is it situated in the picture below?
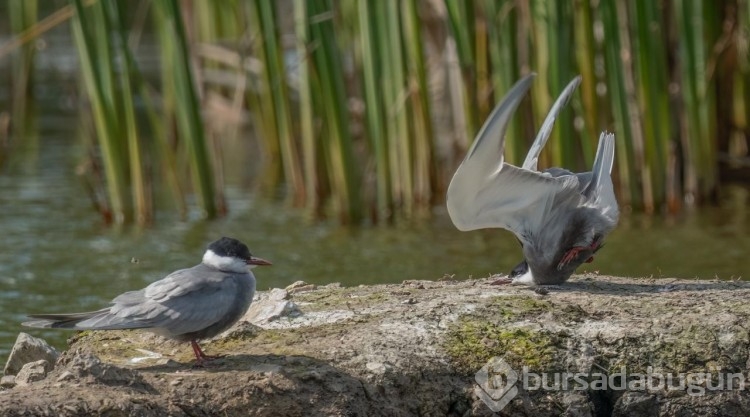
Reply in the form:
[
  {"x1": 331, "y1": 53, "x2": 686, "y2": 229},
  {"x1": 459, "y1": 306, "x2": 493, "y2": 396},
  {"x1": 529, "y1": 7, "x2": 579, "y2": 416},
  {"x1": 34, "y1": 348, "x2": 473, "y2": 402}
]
[
  {"x1": 481, "y1": 295, "x2": 588, "y2": 323},
  {"x1": 487, "y1": 295, "x2": 553, "y2": 319},
  {"x1": 445, "y1": 319, "x2": 560, "y2": 373}
]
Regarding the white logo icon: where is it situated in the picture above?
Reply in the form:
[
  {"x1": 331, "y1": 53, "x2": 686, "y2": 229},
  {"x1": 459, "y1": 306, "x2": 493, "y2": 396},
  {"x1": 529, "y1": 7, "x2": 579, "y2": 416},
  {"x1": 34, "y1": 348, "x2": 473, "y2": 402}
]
[{"x1": 474, "y1": 356, "x2": 519, "y2": 412}]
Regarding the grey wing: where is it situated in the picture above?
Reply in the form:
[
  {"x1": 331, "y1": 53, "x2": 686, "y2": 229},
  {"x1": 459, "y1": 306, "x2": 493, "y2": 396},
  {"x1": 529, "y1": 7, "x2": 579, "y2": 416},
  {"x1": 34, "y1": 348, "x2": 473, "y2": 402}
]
[
  {"x1": 24, "y1": 268, "x2": 247, "y2": 332},
  {"x1": 447, "y1": 73, "x2": 535, "y2": 231},
  {"x1": 446, "y1": 73, "x2": 581, "y2": 238},
  {"x1": 457, "y1": 73, "x2": 536, "y2": 172},
  {"x1": 455, "y1": 163, "x2": 580, "y2": 239},
  {"x1": 522, "y1": 76, "x2": 581, "y2": 171},
  {"x1": 582, "y1": 132, "x2": 618, "y2": 220},
  {"x1": 108, "y1": 268, "x2": 246, "y2": 335}
]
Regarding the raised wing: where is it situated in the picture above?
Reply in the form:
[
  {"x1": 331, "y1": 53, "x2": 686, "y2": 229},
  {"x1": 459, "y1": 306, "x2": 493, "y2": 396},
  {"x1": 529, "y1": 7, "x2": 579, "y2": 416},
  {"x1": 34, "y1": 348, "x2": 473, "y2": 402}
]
[
  {"x1": 522, "y1": 76, "x2": 582, "y2": 171},
  {"x1": 446, "y1": 74, "x2": 580, "y2": 239}
]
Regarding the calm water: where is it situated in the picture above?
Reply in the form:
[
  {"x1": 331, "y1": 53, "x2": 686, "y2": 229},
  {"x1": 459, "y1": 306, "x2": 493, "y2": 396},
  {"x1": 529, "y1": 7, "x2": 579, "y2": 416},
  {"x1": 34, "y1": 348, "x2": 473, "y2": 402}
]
[{"x1": 1, "y1": 22, "x2": 748, "y2": 363}]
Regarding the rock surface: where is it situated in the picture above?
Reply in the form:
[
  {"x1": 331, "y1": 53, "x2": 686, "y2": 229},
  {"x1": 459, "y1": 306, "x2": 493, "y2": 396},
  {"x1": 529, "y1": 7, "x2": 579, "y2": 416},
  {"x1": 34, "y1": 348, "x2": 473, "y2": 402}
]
[
  {"x1": 14, "y1": 360, "x2": 51, "y2": 386},
  {"x1": 0, "y1": 376, "x2": 15, "y2": 389},
  {"x1": 3, "y1": 333, "x2": 60, "y2": 376},
  {"x1": 1, "y1": 275, "x2": 750, "y2": 416}
]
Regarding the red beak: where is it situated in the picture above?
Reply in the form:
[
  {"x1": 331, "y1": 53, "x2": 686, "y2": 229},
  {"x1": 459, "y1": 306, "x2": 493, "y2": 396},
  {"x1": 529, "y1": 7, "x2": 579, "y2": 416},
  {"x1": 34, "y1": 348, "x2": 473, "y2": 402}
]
[{"x1": 247, "y1": 256, "x2": 272, "y2": 266}]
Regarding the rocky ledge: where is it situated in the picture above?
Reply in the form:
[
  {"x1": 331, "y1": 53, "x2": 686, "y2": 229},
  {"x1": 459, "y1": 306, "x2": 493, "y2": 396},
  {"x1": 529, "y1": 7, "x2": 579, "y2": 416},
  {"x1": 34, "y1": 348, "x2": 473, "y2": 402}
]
[{"x1": 1, "y1": 275, "x2": 750, "y2": 416}]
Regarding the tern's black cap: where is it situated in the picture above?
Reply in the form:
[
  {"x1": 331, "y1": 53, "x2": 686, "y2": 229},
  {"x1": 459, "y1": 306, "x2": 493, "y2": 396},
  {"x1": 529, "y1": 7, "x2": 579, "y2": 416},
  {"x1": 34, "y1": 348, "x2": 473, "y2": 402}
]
[{"x1": 207, "y1": 237, "x2": 252, "y2": 260}]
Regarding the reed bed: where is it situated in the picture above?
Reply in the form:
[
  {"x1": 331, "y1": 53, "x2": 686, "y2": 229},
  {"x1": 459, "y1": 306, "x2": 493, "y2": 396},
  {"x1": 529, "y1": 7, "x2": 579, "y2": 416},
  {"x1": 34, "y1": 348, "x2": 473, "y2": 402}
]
[{"x1": 1, "y1": 0, "x2": 747, "y2": 224}]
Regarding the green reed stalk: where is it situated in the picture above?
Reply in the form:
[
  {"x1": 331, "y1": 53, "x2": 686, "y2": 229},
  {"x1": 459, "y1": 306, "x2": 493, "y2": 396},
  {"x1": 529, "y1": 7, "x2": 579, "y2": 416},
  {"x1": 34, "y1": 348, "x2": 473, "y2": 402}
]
[
  {"x1": 106, "y1": 1, "x2": 150, "y2": 225},
  {"x1": 243, "y1": 2, "x2": 282, "y2": 193},
  {"x1": 254, "y1": 0, "x2": 305, "y2": 206},
  {"x1": 599, "y1": 0, "x2": 638, "y2": 208},
  {"x1": 529, "y1": 0, "x2": 554, "y2": 169},
  {"x1": 403, "y1": 0, "x2": 434, "y2": 208},
  {"x1": 193, "y1": 1, "x2": 240, "y2": 43},
  {"x1": 532, "y1": 0, "x2": 576, "y2": 168},
  {"x1": 444, "y1": 0, "x2": 478, "y2": 139},
  {"x1": 674, "y1": 0, "x2": 700, "y2": 201},
  {"x1": 483, "y1": 0, "x2": 524, "y2": 164},
  {"x1": 148, "y1": 4, "x2": 188, "y2": 219},
  {"x1": 554, "y1": 1, "x2": 576, "y2": 168},
  {"x1": 308, "y1": 0, "x2": 362, "y2": 224},
  {"x1": 374, "y1": 0, "x2": 404, "y2": 213},
  {"x1": 154, "y1": 0, "x2": 218, "y2": 219},
  {"x1": 71, "y1": 0, "x2": 129, "y2": 223},
  {"x1": 572, "y1": 0, "x2": 597, "y2": 166},
  {"x1": 139, "y1": 78, "x2": 187, "y2": 220},
  {"x1": 358, "y1": 0, "x2": 392, "y2": 219},
  {"x1": 383, "y1": 0, "x2": 413, "y2": 216},
  {"x1": 294, "y1": 0, "x2": 321, "y2": 218},
  {"x1": 702, "y1": 2, "x2": 720, "y2": 200},
  {"x1": 630, "y1": 2, "x2": 671, "y2": 209},
  {"x1": 8, "y1": 0, "x2": 38, "y2": 142},
  {"x1": 474, "y1": 7, "x2": 490, "y2": 118},
  {"x1": 673, "y1": 0, "x2": 718, "y2": 203},
  {"x1": 743, "y1": 1, "x2": 750, "y2": 137}
]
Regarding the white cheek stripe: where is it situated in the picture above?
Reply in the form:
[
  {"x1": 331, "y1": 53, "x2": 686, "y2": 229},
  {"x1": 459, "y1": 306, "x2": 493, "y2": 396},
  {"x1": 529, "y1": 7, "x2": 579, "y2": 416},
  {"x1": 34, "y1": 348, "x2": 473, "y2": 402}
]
[
  {"x1": 512, "y1": 268, "x2": 535, "y2": 285},
  {"x1": 202, "y1": 250, "x2": 246, "y2": 272}
]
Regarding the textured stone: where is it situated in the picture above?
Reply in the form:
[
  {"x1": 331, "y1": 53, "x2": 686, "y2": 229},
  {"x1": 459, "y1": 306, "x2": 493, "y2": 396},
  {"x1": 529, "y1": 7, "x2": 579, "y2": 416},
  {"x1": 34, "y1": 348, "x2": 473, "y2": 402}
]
[
  {"x1": 3, "y1": 332, "x2": 60, "y2": 376},
  {"x1": 0, "y1": 375, "x2": 16, "y2": 389},
  {"x1": 15, "y1": 360, "x2": 51, "y2": 386}
]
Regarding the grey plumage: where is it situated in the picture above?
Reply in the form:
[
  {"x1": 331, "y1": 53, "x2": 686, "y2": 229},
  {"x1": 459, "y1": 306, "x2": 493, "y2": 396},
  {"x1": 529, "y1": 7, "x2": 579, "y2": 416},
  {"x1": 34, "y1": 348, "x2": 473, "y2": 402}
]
[
  {"x1": 446, "y1": 73, "x2": 619, "y2": 285},
  {"x1": 23, "y1": 237, "x2": 271, "y2": 365}
]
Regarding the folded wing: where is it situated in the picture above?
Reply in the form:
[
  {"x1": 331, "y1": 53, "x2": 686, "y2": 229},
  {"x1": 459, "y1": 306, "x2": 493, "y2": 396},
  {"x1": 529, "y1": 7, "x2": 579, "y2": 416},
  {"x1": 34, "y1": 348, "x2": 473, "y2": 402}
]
[
  {"x1": 24, "y1": 267, "x2": 248, "y2": 336},
  {"x1": 110, "y1": 267, "x2": 246, "y2": 335}
]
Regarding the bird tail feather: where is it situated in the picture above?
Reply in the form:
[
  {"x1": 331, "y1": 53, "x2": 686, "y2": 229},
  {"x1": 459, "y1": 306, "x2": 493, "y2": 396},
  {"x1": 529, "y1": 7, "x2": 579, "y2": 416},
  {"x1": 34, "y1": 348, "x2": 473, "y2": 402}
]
[
  {"x1": 23, "y1": 308, "x2": 150, "y2": 330},
  {"x1": 583, "y1": 132, "x2": 615, "y2": 198}
]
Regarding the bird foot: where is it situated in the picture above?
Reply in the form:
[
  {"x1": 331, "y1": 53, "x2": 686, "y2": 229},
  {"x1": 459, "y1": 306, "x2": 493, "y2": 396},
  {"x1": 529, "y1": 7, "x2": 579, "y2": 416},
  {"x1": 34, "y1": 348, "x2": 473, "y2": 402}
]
[
  {"x1": 190, "y1": 340, "x2": 224, "y2": 367},
  {"x1": 558, "y1": 240, "x2": 601, "y2": 270},
  {"x1": 192, "y1": 356, "x2": 223, "y2": 368},
  {"x1": 558, "y1": 247, "x2": 585, "y2": 269}
]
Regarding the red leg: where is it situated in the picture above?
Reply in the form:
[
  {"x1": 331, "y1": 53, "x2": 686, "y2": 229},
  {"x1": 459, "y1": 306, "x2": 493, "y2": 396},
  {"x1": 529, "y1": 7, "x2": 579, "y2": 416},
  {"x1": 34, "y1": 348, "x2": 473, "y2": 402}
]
[
  {"x1": 190, "y1": 340, "x2": 223, "y2": 367},
  {"x1": 190, "y1": 340, "x2": 205, "y2": 360},
  {"x1": 558, "y1": 240, "x2": 601, "y2": 270},
  {"x1": 558, "y1": 247, "x2": 585, "y2": 268}
]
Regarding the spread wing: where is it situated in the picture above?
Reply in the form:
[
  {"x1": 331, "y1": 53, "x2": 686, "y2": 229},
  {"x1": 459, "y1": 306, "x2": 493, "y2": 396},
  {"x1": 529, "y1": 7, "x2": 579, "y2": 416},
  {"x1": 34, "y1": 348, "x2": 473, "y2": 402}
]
[
  {"x1": 446, "y1": 73, "x2": 582, "y2": 242},
  {"x1": 522, "y1": 76, "x2": 582, "y2": 171}
]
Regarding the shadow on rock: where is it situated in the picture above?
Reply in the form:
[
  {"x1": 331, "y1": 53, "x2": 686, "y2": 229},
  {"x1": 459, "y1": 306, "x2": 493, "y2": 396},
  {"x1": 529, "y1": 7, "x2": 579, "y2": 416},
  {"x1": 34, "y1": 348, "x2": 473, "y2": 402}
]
[{"x1": 553, "y1": 278, "x2": 750, "y2": 295}]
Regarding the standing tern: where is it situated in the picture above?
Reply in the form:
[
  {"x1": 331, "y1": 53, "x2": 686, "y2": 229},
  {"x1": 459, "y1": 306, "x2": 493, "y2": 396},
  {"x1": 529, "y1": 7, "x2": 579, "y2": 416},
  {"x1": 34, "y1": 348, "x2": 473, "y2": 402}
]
[{"x1": 23, "y1": 237, "x2": 271, "y2": 366}]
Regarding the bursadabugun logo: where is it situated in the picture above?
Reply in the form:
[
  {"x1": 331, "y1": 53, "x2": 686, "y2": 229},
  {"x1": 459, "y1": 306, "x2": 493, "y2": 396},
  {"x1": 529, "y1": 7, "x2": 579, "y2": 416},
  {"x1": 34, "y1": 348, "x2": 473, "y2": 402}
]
[
  {"x1": 473, "y1": 357, "x2": 519, "y2": 412},
  {"x1": 476, "y1": 356, "x2": 747, "y2": 412}
]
